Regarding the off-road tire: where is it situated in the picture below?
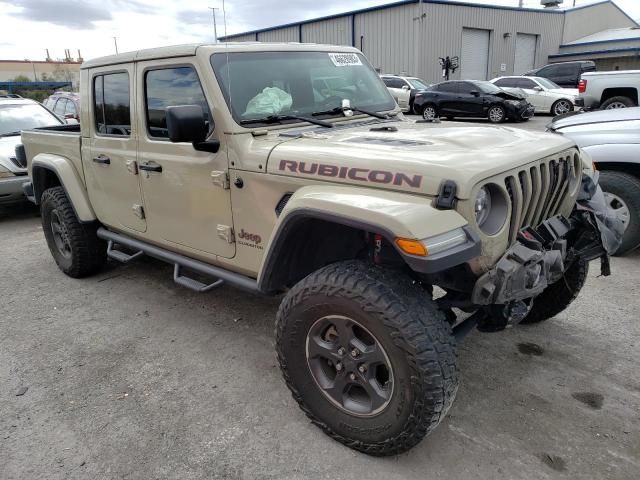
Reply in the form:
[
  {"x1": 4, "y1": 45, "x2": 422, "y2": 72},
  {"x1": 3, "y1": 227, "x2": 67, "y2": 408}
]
[
  {"x1": 41, "y1": 186, "x2": 106, "y2": 278},
  {"x1": 520, "y1": 258, "x2": 589, "y2": 324},
  {"x1": 275, "y1": 260, "x2": 459, "y2": 456},
  {"x1": 598, "y1": 171, "x2": 640, "y2": 255},
  {"x1": 601, "y1": 96, "x2": 636, "y2": 110}
]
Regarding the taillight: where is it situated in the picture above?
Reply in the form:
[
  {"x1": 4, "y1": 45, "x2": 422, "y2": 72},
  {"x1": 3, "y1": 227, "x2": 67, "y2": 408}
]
[{"x1": 578, "y1": 79, "x2": 587, "y2": 94}]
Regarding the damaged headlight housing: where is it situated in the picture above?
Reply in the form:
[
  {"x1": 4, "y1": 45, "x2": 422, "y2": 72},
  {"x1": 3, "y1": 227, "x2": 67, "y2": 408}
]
[{"x1": 475, "y1": 186, "x2": 492, "y2": 227}]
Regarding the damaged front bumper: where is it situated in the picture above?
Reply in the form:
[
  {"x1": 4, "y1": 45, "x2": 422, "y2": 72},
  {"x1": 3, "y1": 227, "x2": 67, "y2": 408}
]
[{"x1": 471, "y1": 173, "x2": 624, "y2": 313}]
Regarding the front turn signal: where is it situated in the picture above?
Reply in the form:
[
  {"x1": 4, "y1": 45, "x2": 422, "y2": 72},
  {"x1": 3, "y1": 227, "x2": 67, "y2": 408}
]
[{"x1": 395, "y1": 238, "x2": 428, "y2": 257}]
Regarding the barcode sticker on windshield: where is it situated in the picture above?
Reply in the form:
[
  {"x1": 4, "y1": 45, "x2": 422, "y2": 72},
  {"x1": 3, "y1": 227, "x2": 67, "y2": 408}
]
[{"x1": 328, "y1": 53, "x2": 362, "y2": 67}]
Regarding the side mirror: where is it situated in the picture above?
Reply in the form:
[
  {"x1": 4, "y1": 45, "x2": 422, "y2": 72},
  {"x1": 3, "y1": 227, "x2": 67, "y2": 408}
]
[
  {"x1": 166, "y1": 105, "x2": 219, "y2": 153},
  {"x1": 63, "y1": 113, "x2": 76, "y2": 119},
  {"x1": 470, "y1": 90, "x2": 480, "y2": 96},
  {"x1": 401, "y1": 85, "x2": 410, "y2": 90},
  {"x1": 533, "y1": 86, "x2": 543, "y2": 92}
]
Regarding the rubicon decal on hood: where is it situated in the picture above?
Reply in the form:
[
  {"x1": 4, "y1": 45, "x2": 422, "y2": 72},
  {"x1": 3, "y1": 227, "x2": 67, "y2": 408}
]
[{"x1": 278, "y1": 160, "x2": 423, "y2": 188}]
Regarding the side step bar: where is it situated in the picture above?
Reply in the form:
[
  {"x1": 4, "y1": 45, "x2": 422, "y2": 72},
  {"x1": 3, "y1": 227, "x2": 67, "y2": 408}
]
[{"x1": 97, "y1": 228, "x2": 260, "y2": 294}]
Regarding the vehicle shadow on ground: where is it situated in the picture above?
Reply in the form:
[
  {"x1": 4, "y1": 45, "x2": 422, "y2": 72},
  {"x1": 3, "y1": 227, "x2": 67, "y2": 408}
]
[{"x1": 0, "y1": 201, "x2": 39, "y2": 222}]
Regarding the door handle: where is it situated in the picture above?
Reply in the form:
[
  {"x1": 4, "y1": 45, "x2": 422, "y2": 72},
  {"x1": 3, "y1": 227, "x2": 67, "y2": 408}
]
[
  {"x1": 92, "y1": 155, "x2": 110, "y2": 165},
  {"x1": 139, "y1": 162, "x2": 162, "y2": 173}
]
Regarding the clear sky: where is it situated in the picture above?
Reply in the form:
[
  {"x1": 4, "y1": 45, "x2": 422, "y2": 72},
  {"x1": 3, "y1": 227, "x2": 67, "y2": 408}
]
[{"x1": 0, "y1": 0, "x2": 638, "y2": 62}]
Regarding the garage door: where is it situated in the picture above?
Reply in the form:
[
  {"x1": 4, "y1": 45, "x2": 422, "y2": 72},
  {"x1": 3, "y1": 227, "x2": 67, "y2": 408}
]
[
  {"x1": 460, "y1": 28, "x2": 490, "y2": 81},
  {"x1": 514, "y1": 33, "x2": 537, "y2": 75}
]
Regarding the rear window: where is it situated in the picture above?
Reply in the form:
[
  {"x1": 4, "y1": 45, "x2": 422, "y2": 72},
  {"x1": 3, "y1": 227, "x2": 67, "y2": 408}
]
[{"x1": 93, "y1": 72, "x2": 131, "y2": 136}]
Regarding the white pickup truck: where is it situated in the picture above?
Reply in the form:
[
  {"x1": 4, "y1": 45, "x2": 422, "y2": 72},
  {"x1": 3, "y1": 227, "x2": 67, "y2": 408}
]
[{"x1": 577, "y1": 70, "x2": 640, "y2": 110}]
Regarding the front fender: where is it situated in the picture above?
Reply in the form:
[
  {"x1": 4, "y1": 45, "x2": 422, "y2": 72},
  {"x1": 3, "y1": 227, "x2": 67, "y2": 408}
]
[
  {"x1": 257, "y1": 185, "x2": 478, "y2": 290},
  {"x1": 32, "y1": 154, "x2": 96, "y2": 222}
]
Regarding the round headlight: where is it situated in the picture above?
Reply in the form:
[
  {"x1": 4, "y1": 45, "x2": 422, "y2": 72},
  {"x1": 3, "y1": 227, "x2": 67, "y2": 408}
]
[{"x1": 475, "y1": 186, "x2": 492, "y2": 227}]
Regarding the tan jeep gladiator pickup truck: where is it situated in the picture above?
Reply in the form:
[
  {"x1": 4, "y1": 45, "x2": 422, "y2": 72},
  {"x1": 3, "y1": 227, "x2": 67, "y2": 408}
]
[{"x1": 19, "y1": 43, "x2": 618, "y2": 456}]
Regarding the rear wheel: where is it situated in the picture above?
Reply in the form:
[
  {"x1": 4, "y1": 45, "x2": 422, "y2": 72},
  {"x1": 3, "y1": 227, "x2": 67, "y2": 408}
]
[
  {"x1": 276, "y1": 260, "x2": 458, "y2": 456},
  {"x1": 598, "y1": 171, "x2": 640, "y2": 255},
  {"x1": 41, "y1": 186, "x2": 106, "y2": 278},
  {"x1": 601, "y1": 96, "x2": 636, "y2": 110},
  {"x1": 551, "y1": 99, "x2": 574, "y2": 116},
  {"x1": 422, "y1": 104, "x2": 438, "y2": 120},
  {"x1": 488, "y1": 105, "x2": 506, "y2": 123}
]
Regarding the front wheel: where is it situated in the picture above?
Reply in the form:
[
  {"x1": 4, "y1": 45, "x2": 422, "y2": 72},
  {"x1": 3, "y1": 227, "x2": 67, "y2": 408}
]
[
  {"x1": 551, "y1": 99, "x2": 574, "y2": 116},
  {"x1": 520, "y1": 259, "x2": 589, "y2": 324},
  {"x1": 276, "y1": 260, "x2": 458, "y2": 456},
  {"x1": 488, "y1": 105, "x2": 506, "y2": 123},
  {"x1": 41, "y1": 186, "x2": 106, "y2": 278}
]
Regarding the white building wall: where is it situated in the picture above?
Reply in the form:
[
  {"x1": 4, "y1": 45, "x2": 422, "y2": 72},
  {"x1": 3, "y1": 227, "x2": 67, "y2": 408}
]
[
  {"x1": 257, "y1": 26, "x2": 299, "y2": 43},
  {"x1": 562, "y1": 2, "x2": 637, "y2": 44}
]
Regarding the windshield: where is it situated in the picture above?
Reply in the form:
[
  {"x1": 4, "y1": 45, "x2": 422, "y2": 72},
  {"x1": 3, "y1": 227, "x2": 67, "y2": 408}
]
[
  {"x1": 407, "y1": 78, "x2": 429, "y2": 90},
  {"x1": 0, "y1": 103, "x2": 62, "y2": 136},
  {"x1": 211, "y1": 51, "x2": 395, "y2": 125},
  {"x1": 535, "y1": 77, "x2": 561, "y2": 89},
  {"x1": 476, "y1": 81, "x2": 503, "y2": 95}
]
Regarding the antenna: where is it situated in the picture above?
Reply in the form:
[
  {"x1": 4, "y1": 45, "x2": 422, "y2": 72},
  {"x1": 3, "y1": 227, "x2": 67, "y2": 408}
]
[{"x1": 208, "y1": 7, "x2": 219, "y2": 43}]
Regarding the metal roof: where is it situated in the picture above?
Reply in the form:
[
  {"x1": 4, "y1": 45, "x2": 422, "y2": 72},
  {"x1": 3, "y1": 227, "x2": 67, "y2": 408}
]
[
  {"x1": 219, "y1": 0, "x2": 628, "y2": 41},
  {"x1": 561, "y1": 27, "x2": 640, "y2": 46}
]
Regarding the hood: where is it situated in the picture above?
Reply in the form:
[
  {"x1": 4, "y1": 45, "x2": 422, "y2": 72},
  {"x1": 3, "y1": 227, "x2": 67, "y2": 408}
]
[
  {"x1": 267, "y1": 120, "x2": 575, "y2": 199},
  {"x1": 548, "y1": 88, "x2": 578, "y2": 97},
  {"x1": 550, "y1": 107, "x2": 640, "y2": 130},
  {"x1": 0, "y1": 135, "x2": 25, "y2": 173},
  {"x1": 494, "y1": 90, "x2": 526, "y2": 100}
]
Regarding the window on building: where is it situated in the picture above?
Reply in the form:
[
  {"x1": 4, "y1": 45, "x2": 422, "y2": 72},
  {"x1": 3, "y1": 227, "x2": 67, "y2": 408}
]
[
  {"x1": 144, "y1": 66, "x2": 210, "y2": 139},
  {"x1": 93, "y1": 72, "x2": 131, "y2": 136}
]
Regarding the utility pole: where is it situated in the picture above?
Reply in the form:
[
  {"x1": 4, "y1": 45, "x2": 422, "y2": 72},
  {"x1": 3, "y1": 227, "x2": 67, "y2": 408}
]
[
  {"x1": 113, "y1": 37, "x2": 119, "y2": 54},
  {"x1": 208, "y1": 7, "x2": 219, "y2": 43}
]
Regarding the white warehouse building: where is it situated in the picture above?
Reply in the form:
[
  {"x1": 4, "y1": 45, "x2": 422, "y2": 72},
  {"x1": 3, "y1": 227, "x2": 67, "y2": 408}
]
[{"x1": 220, "y1": 0, "x2": 639, "y2": 83}]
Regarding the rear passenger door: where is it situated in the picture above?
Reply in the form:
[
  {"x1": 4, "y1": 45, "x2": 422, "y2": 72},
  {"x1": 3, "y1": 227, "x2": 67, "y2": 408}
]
[
  {"x1": 135, "y1": 59, "x2": 234, "y2": 259},
  {"x1": 436, "y1": 82, "x2": 459, "y2": 114},
  {"x1": 85, "y1": 65, "x2": 147, "y2": 233},
  {"x1": 456, "y1": 82, "x2": 484, "y2": 116}
]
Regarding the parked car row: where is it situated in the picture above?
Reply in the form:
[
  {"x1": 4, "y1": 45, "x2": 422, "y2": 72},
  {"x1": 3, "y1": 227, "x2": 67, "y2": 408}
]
[{"x1": 0, "y1": 97, "x2": 64, "y2": 206}]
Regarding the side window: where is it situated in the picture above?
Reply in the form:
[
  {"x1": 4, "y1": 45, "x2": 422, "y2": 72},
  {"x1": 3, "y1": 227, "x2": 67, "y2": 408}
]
[
  {"x1": 53, "y1": 98, "x2": 67, "y2": 115},
  {"x1": 145, "y1": 66, "x2": 210, "y2": 139},
  {"x1": 517, "y1": 78, "x2": 538, "y2": 89},
  {"x1": 64, "y1": 100, "x2": 77, "y2": 115},
  {"x1": 94, "y1": 72, "x2": 131, "y2": 136},
  {"x1": 537, "y1": 65, "x2": 552, "y2": 76},
  {"x1": 458, "y1": 82, "x2": 475, "y2": 94},
  {"x1": 495, "y1": 78, "x2": 518, "y2": 88},
  {"x1": 555, "y1": 65, "x2": 575, "y2": 76},
  {"x1": 438, "y1": 82, "x2": 458, "y2": 93},
  {"x1": 381, "y1": 77, "x2": 393, "y2": 87}
]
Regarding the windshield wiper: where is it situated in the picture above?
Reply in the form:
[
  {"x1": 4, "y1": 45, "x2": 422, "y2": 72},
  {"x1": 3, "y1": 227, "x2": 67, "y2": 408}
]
[
  {"x1": 0, "y1": 131, "x2": 21, "y2": 137},
  {"x1": 240, "y1": 114, "x2": 333, "y2": 128},
  {"x1": 312, "y1": 105, "x2": 389, "y2": 120}
]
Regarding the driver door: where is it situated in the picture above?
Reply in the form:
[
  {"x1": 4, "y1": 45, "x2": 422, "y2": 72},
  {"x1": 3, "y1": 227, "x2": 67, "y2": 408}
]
[
  {"x1": 135, "y1": 59, "x2": 234, "y2": 259},
  {"x1": 517, "y1": 78, "x2": 546, "y2": 111}
]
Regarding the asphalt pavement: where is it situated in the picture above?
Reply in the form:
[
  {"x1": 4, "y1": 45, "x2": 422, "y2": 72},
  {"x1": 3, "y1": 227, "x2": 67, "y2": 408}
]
[{"x1": 1, "y1": 117, "x2": 638, "y2": 480}]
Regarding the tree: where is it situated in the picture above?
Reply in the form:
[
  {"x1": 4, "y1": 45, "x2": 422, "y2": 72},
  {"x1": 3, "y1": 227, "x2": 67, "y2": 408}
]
[{"x1": 11, "y1": 74, "x2": 31, "y2": 82}]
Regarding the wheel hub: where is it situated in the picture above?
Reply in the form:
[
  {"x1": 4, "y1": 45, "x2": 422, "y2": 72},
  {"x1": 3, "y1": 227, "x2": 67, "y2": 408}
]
[
  {"x1": 603, "y1": 192, "x2": 630, "y2": 232},
  {"x1": 50, "y1": 209, "x2": 72, "y2": 259},
  {"x1": 305, "y1": 315, "x2": 394, "y2": 417}
]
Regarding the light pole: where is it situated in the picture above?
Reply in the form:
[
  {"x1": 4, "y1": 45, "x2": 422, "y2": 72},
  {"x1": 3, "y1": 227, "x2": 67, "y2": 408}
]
[
  {"x1": 113, "y1": 36, "x2": 119, "y2": 54},
  {"x1": 208, "y1": 7, "x2": 219, "y2": 43}
]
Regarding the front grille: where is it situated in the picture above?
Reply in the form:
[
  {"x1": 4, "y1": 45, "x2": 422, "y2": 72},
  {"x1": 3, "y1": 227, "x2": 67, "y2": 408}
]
[{"x1": 504, "y1": 153, "x2": 578, "y2": 244}]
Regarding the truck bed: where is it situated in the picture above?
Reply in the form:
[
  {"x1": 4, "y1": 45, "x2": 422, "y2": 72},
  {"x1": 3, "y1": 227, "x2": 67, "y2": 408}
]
[{"x1": 22, "y1": 125, "x2": 84, "y2": 186}]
